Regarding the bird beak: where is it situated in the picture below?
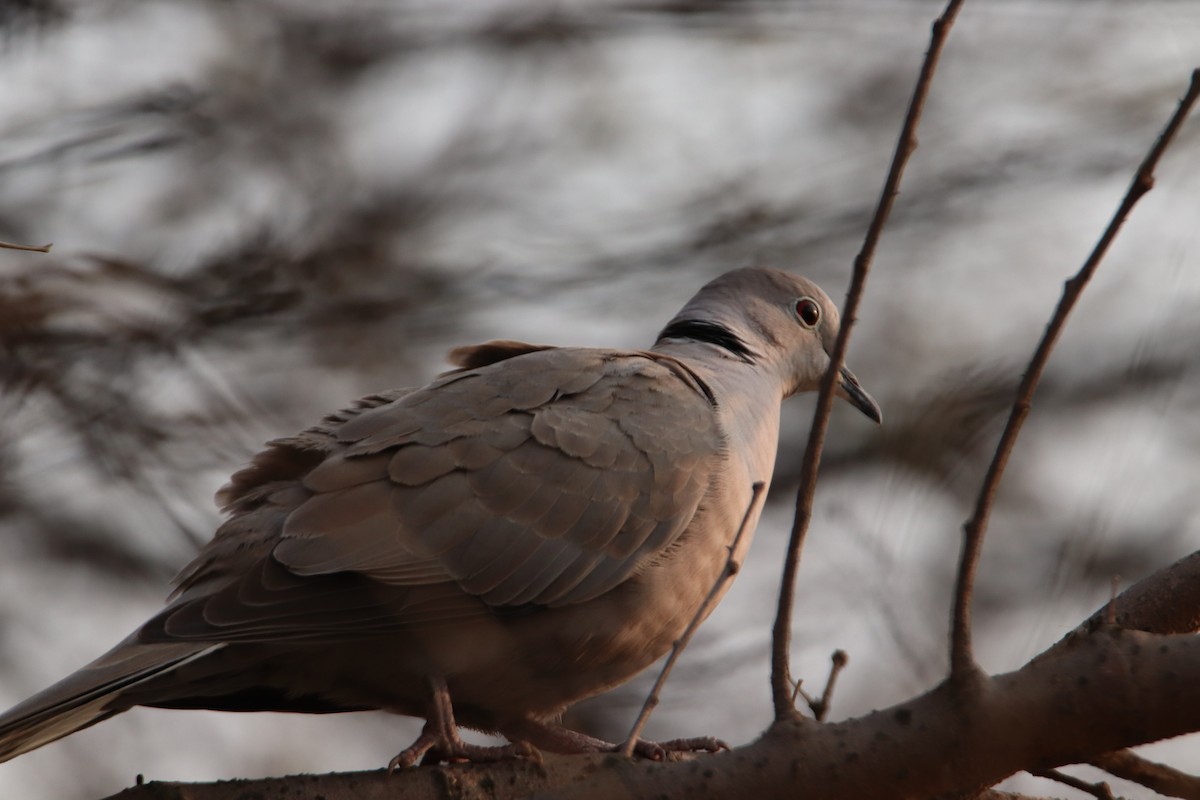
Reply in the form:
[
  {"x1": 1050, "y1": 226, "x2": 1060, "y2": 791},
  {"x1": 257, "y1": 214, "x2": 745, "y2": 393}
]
[{"x1": 837, "y1": 365, "x2": 882, "y2": 424}]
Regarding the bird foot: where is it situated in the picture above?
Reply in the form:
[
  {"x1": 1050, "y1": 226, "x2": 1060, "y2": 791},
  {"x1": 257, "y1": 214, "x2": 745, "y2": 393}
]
[
  {"x1": 388, "y1": 725, "x2": 537, "y2": 771},
  {"x1": 388, "y1": 675, "x2": 539, "y2": 770},
  {"x1": 629, "y1": 736, "x2": 730, "y2": 761},
  {"x1": 500, "y1": 718, "x2": 729, "y2": 761}
]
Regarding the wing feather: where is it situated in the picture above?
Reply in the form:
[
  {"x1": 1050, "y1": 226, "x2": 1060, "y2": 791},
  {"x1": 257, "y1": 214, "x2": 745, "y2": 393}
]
[{"x1": 151, "y1": 344, "x2": 722, "y2": 644}]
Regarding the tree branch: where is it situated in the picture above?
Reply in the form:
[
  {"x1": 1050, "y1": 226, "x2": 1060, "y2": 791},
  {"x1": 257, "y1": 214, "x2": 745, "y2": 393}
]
[
  {"x1": 1083, "y1": 549, "x2": 1200, "y2": 635},
  {"x1": 1031, "y1": 769, "x2": 1115, "y2": 800},
  {"x1": 1089, "y1": 750, "x2": 1200, "y2": 800},
  {"x1": 949, "y1": 68, "x2": 1200, "y2": 679},
  {"x1": 0, "y1": 239, "x2": 52, "y2": 253},
  {"x1": 794, "y1": 649, "x2": 848, "y2": 722},
  {"x1": 770, "y1": 0, "x2": 965, "y2": 720},
  {"x1": 103, "y1": 623, "x2": 1200, "y2": 800},
  {"x1": 101, "y1": 549, "x2": 1200, "y2": 799}
]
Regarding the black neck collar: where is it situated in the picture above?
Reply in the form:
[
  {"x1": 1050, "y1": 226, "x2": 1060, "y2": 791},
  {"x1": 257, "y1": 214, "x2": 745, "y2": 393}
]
[{"x1": 657, "y1": 320, "x2": 755, "y2": 363}]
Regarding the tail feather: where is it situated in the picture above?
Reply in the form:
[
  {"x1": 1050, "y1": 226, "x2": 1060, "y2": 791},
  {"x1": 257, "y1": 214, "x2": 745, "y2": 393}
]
[{"x1": 0, "y1": 636, "x2": 216, "y2": 763}]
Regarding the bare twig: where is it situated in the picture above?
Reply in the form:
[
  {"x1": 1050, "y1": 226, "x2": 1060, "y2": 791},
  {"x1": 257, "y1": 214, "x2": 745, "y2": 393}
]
[
  {"x1": 620, "y1": 481, "x2": 765, "y2": 757},
  {"x1": 1090, "y1": 749, "x2": 1200, "y2": 800},
  {"x1": 770, "y1": 0, "x2": 965, "y2": 720},
  {"x1": 0, "y1": 239, "x2": 52, "y2": 253},
  {"x1": 1032, "y1": 769, "x2": 1116, "y2": 800},
  {"x1": 949, "y1": 68, "x2": 1200, "y2": 679},
  {"x1": 806, "y1": 650, "x2": 848, "y2": 722},
  {"x1": 790, "y1": 677, "x2": 806, "y2": 706}
]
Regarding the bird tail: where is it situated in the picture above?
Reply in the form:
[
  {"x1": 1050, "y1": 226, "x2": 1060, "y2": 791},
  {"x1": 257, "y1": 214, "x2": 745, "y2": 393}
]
[{"x1": 0, "y1": 636, "x2": 215, "y2": 763}]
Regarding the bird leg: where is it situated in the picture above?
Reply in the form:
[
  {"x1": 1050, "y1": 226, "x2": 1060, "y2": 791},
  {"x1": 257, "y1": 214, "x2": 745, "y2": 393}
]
[
  {"x1": 500, "y1": 717, "x2": 728, "y2": 761},
  {"x1": 388, "y1": 676, "x2": 537, "y2": 770}
]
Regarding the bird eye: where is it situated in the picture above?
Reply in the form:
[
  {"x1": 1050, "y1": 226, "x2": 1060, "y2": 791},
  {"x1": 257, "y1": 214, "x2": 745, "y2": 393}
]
[{"x1": 794, "y1": 297, "x2": 821, "y2": 328}]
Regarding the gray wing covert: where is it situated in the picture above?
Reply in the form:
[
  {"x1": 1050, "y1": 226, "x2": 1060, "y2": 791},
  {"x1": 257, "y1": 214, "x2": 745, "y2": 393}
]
[
  {"x1": 168, "y1": 387, "x2": 417, "y2": 601},
  {"x1": 149, "y1": 344, "x2": 722, "y2": 644},
  {"x1": 275, "y1": 345, "x2": 724, "y2": 607}
]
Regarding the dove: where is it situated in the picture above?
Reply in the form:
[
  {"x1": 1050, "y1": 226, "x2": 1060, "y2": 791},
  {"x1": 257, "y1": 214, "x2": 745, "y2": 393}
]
[{"x1": 0, "y1": 267, "x2": 880, "y2": 769}]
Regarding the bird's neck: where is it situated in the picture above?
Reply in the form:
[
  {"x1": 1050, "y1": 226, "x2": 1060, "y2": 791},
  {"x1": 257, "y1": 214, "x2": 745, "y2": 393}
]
[{"x1": 651, "y1": 339, "x2": 785, "y2": 482}]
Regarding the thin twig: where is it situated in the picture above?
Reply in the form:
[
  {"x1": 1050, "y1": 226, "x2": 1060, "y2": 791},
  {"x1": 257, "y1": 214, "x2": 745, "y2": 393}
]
[
  {"x1": 790, "y1": 677, "x2": 805, "y2": 706},
  {"x1": 0, "y1": 239, "x2": 52, "y2": 253},
  {"x1": 1090, "y1": 749, "x2": 1200, "y2": 800},
  {"x1": 949, "y1": 68, "x2": 1200, "y2": 680},
  {"x1": 620, "y1": 481, "x2": 765, "y2": 757},
  {"x1": 1032, "y1": 769, "x2": 1117, "y2": 800},
  {"x1": 807, "y1": 649, "x2": 848, "y2": 722},
  {"x1": 769, "y1": 0, "x2": 965, "y2": 720}
]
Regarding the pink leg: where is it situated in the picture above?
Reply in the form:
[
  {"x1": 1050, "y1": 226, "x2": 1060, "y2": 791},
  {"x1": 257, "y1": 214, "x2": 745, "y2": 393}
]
[{"x1": 388, "y1": 677, "x2": 537, "y2": 770}]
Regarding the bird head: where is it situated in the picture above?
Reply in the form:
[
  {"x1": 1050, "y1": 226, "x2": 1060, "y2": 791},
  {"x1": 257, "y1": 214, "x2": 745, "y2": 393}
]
[{"x1": 657, "y1": 267, "x2": 881, "y2": 424}]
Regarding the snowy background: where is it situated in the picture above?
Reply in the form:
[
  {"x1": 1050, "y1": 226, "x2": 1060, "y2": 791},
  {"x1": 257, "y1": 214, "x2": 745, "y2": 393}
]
[{"x1": 1, "y1": 1, "x2": 1198, "y2": 798}]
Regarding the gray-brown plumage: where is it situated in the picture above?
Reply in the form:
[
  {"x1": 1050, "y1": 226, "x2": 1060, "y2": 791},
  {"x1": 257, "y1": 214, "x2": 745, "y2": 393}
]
[{"x1": 0, "y1": 267, "x2": 880, "y2": 767}]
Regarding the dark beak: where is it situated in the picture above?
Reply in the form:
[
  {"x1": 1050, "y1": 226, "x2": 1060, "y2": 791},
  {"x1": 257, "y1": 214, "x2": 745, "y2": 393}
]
[{"x1": 837, "y1": 365, "x2": 882, "y2": 424}]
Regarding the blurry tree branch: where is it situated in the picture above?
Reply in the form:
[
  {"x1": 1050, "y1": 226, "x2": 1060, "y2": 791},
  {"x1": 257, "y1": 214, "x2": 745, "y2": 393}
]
[
  {"x1": 0, "y1": 240, "x2": 50, "y2": 252},
  {"x1": 1030, "y1": 769, "x2": 1116, "y2": 800},
  {"x1": 1088, "y1": 750, "x2": 1200, "y2": 800}
]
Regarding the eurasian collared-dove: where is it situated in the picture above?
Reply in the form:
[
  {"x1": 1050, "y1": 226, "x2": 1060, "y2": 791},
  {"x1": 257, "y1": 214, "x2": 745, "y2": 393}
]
[{"x1": 0, "y1": 267, "x2": 879, "y2": 768}]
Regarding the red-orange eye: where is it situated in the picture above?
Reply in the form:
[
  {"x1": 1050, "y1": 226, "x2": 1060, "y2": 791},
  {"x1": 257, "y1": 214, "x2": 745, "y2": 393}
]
[{"x1": 795, "y1": 298, "x2": 820, "y2": 327}]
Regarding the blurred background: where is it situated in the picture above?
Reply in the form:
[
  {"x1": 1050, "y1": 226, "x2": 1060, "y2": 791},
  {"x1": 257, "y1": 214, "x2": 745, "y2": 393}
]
[{"x1": 1, "y1": 1, "x2": 1198, "y2": 798}]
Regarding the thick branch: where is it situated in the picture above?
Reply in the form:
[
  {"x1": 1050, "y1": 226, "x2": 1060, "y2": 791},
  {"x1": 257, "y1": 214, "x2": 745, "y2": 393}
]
[
  {"x1": 106, "y1": 543, "x2": 1200, "y2": 800},
  {"x1": 770, "y1": 0, "x2": 964, "y2": 720},
  {"x1": 950, "y1": 68, "x2": 1200, "y2": 678},
  {"x1": 103, "y1": 627, "x2": 1200, "y2": 800},
  {"x1": 1083, "y1": 549, "x2": 1200, "y2": 635}
]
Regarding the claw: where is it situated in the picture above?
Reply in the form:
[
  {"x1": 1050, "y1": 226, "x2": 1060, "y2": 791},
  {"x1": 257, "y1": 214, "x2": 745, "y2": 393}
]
[
  {"x1": 650, "y1": 736, "x2": 730, "y2": 760},
  {"x1": 499, "y1": 717, "x2": 729, "y2": 760}
]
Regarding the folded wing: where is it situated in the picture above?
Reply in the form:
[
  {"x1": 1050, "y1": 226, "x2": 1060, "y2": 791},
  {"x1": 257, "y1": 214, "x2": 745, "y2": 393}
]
[{"x1": 148, "y1": 343, "x2": 723, "y2": 644}]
